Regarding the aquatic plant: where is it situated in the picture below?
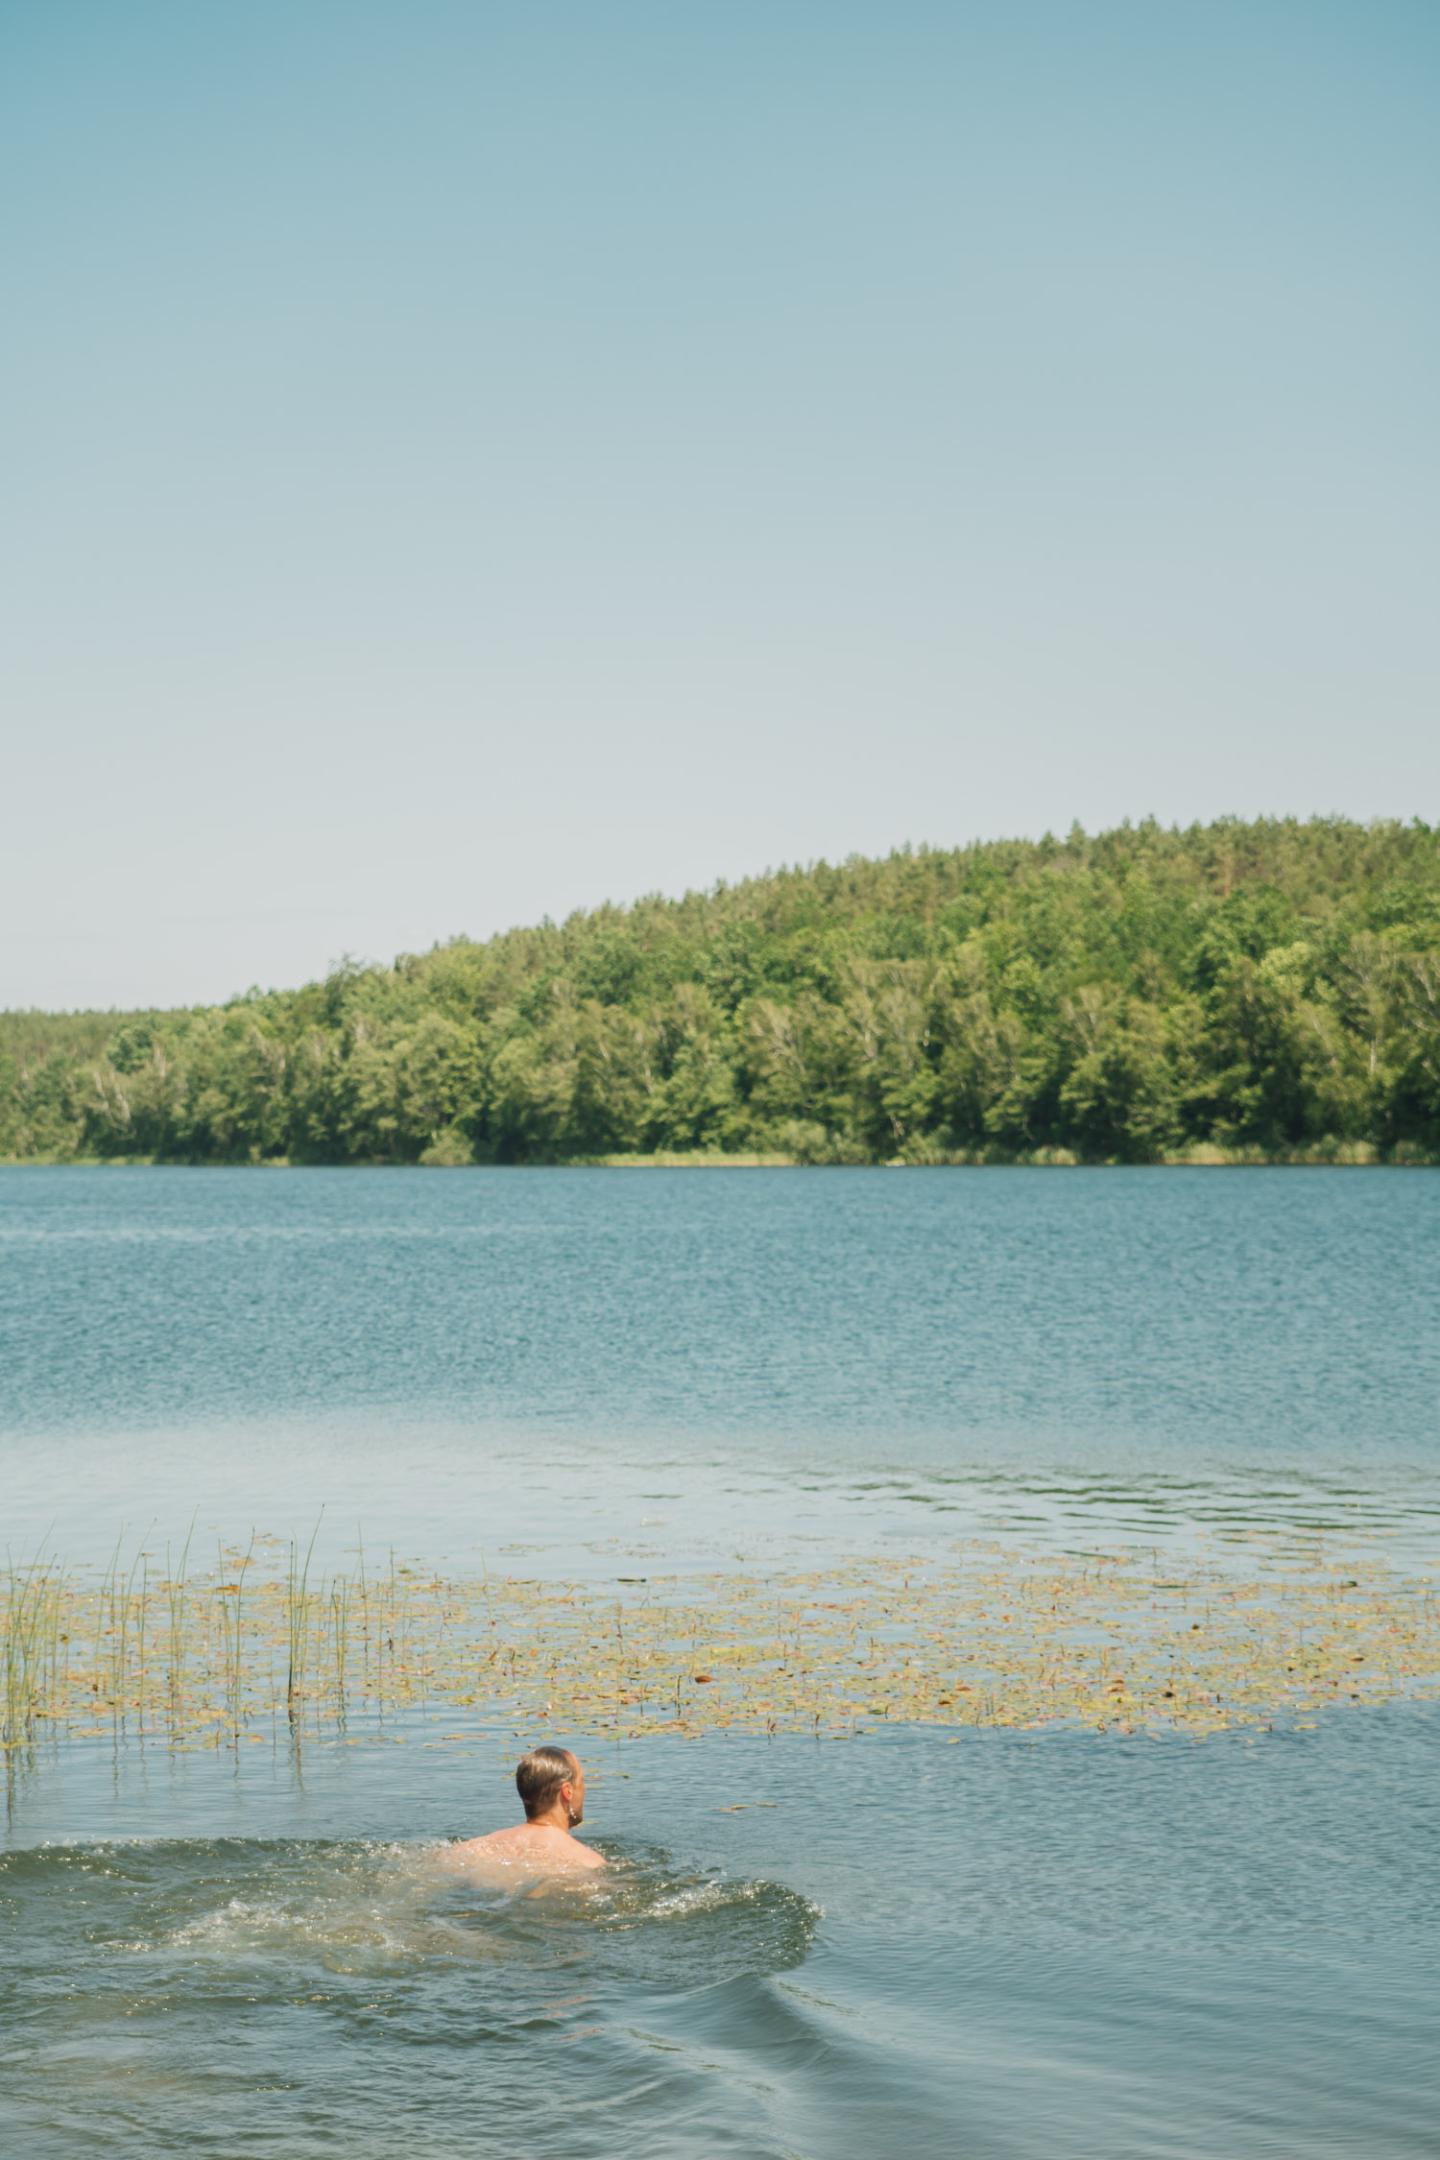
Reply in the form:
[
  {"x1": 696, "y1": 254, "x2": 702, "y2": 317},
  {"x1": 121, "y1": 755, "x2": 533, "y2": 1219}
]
[
  {"x1": 2, "y1": 1533, "x2": 1436, "y2": 1755},
  {"x1": 2, "y1": 1556, "x2": 64, "y2": 1748},
  {"x1": 285, "y1": 1520, "x2": 322, "y2": 1727},
  {"x1": 164, "y1": 1519, "x2": 195, "y2": 1731}
]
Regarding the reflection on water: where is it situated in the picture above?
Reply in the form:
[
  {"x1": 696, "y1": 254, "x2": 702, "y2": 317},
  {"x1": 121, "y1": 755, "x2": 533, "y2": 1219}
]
[
  {"x1": 841, "y1": 1460, "x2": 1440, "y2": 1543},
  {"x1": 5, "y1": 1436, "x2": 1440, "y2": 1587}
]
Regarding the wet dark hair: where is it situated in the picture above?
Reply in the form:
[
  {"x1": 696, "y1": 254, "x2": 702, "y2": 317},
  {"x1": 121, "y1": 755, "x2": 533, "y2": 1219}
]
[{"x1": 515, "y1": 1744, "x2": 577, "y2": 1819}]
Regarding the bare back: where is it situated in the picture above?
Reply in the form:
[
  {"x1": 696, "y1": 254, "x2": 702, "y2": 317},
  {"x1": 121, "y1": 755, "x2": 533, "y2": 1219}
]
[{"x1": 441, "y1": 1824, "x2": 606, "y2": 1882}]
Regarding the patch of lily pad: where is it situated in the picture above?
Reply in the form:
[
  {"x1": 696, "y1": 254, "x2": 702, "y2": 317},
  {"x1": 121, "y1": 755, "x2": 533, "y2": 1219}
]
[{"x1": 4, "y1": 1536, "x2": 1437, "y2": 1752}]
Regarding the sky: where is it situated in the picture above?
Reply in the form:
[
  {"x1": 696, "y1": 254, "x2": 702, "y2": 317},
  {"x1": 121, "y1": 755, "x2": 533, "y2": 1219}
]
[{"x1": 3, "y1": 1, "x2": 1437, "y2": 1011}]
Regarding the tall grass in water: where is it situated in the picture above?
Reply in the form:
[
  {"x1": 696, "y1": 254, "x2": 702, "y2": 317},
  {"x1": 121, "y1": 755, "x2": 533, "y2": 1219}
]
[
  {"x1": 98, "y1": 1534, "x2": 124, "y2": 1721},
  {"x1": 164, "y1": 1520, "x2": 195, "y2": 1736},
  {"x1": 356, "y1": 1533, "x2": 373, "y2": 1699},
  {"x1": 330, "y1": 1577, "x2": 350, "y2": 1725},
  {"x1": 216, "y1": 1535, "x2": 255, "y2": 1741},
  {"x1": 5, "y1": 1535, "x2": 1440, "y2": 1752},
  {"x1": 3, "y1": 1557, "x2": 64, "y2": 1749},
  {"x1": 285, "y1": 1518, "x2": 322, "y2": 1730}
]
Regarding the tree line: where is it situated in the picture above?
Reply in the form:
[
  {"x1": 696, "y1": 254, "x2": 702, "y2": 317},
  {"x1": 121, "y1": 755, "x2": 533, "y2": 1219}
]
[{"x1": 4, "y1": 817, "x2": 1439, "y2": 1165}]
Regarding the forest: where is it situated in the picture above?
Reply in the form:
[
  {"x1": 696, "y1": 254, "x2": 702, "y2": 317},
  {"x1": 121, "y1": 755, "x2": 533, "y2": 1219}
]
[{"x1": 4, "y1": 818, "x2": 1439, "y2": 1166}]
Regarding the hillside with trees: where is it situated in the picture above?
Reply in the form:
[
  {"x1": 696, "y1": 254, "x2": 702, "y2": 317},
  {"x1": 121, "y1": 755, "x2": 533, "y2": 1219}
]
[{"x1": 4, "y1": 818, "x2": 1439, "y2": 1166}]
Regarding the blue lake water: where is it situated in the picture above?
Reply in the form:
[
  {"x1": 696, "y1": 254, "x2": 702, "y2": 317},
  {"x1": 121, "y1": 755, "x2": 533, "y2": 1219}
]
[{"x1": 2, "y1": 1166, "x2": 1438, "y2": 2156}]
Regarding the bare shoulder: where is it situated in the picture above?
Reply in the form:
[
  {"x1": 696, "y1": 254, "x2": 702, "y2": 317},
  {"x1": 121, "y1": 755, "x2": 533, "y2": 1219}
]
[
  {"x1": 521, "y1": 1832, "x2": 607, "y2": 1873},
  {"x1": 434, "y1": 1831, "x2": 516, "y2": 1873},
  {"x1": 456, "y1": 1828, "x2": 523, "y2": 1854}
]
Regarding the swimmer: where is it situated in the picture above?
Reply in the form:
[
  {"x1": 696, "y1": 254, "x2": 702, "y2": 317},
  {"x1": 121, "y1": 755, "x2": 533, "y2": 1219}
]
[{"x1": 443, "y1": 1744, "x2": 606, "y2": 1879}]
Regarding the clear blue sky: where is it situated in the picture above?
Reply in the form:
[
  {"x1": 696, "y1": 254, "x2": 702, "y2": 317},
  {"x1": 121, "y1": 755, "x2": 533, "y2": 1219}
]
[{"x1": 4, "y1": 1, "x2": 1437, "y2": 1010}]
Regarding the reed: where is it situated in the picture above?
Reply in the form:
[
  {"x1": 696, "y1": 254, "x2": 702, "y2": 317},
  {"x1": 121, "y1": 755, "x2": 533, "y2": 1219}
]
[
  {"x1": 330, "y1": 1577, "x2": 350, "y2": 1721},
  {"x1": 98, "y1": 1533, "x2": 124, "y2": 1718},
  {"x1": 134, "y1": 1553, "x2": 149, "y2": 1730},
  {"x1": 3, "y1": 1555, "x2": 63, "y2": 1749},
  {"x1": 284, "y1": 1521, "x2": 321, "y2": 1728},
  {"x1": 164, "y1": 1519, "x2": 195, "y2": 1733},
  {"x1": 216, "y1": 1535, "x2": 255, "y2": 1741},
  {"x1": 3, "y1": 1535, "x2": 1437, "y2": 1753},
  {"x1": 355, "y1": 1533, "x2": 373, "y2": 1697}
]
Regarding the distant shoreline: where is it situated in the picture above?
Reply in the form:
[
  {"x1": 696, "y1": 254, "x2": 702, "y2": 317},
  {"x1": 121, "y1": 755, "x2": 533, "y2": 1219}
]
[
  {"x1": 7, "y1": 822, "x2": 1440, "y2": 1172},
  {"x1": 3, "y1": 1144, "x2": 1435, "y2": 1169}
]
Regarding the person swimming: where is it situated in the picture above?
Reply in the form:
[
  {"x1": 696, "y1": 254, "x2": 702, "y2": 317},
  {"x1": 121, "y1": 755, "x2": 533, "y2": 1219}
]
[{"x1": 443, "y1": 1744, "x2": 607, "y2": 1879}]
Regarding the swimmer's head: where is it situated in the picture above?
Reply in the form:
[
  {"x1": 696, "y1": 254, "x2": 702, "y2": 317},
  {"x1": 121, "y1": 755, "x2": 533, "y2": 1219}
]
[{"x1": 516, "y1": 1744, "x2": 585, "y2": 1826}]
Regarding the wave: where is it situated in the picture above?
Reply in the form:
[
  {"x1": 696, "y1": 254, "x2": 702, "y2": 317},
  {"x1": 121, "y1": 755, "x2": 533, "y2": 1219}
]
[{"x1": 1, "y1": 1834, "x2": 821, "y2": 1992}]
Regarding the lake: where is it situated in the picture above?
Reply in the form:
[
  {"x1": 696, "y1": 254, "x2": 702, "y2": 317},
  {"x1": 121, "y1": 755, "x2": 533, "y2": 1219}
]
[{"x1": 2, "y1": 1166, "x2": 1438, "y2": 2157}]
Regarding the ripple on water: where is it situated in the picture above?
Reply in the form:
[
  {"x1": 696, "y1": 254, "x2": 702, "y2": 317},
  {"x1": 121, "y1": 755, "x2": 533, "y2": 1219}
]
[{"x1": 1, "y1": 1834, "x2": 821, "y2": 1994}]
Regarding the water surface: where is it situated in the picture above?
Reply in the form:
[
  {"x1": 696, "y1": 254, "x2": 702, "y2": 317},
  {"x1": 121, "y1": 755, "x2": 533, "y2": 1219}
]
[
  {"x1": 2, "y1": 1166, "x2": 1436, "y2": 1564},
  {"x1": 2, "y1": 1167, "x2": 1437, "y2": 2156},
  {"x1": 5, "y1": 1718, "x2": 1438, "y2": 2159}
]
